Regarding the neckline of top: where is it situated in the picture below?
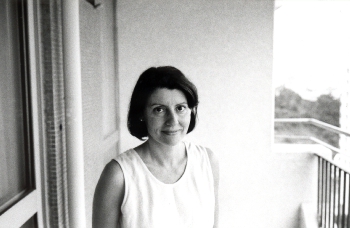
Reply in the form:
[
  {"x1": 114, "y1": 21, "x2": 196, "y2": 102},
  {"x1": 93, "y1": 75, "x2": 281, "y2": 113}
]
[{"x1": 131, "y1": 141, "x2": 190, "y2": 186}]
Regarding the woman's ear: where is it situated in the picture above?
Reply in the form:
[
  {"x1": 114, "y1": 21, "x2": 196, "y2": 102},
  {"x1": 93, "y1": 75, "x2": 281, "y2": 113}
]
[
  {"x1": 138, "y1": 111, "x2": 145, "y2": 122},
  {"x1": 191, "y1": 106, "x2": 197, "y2": 115}
]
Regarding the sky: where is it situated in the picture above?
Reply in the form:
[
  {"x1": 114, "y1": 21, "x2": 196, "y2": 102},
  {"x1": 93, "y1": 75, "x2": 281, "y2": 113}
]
[{"x1": 273, "y1": 0, "x2": 350, "y2": 100}]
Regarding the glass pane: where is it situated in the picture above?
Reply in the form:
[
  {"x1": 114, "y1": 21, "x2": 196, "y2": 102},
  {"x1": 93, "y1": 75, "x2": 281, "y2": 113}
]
[
  {"x1": 273, "y1": 1, "x2": 350, "y2": 148},
  {"x1": 0, "y1": 0, "x2": 31, "y2": 211},
  {"x1": 21, "y1": 214, "x2": 38, "y2": 228}
]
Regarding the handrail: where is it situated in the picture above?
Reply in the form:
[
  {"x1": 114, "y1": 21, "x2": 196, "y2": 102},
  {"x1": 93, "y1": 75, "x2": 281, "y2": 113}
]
[
  {"x1": 275, "y1": 118, "x2": 350, "y2": 137},
  {"x1": 274, "y1": 118, "x2": 350, "y2": 171},
  {"x1": 274, "y1": 118, "x2": 350, "y2": 155}
]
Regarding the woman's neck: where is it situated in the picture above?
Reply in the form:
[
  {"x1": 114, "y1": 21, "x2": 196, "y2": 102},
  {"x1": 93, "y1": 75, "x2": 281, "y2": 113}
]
[{"x1": 137, "y1": 140, "x2": 186, "y2": 167}]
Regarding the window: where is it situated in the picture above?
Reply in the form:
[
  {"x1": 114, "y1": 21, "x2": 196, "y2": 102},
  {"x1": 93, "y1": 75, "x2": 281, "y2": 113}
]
[
  {"x1": 0, "y1": 1, "x2": 40, "y2": 227},
  {"x1": 273, "y1": 0, "x2": 350, "y2": 153}
]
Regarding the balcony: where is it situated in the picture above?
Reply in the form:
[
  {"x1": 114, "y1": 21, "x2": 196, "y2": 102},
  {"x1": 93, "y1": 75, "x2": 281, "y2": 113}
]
[{"x1": 275, "y1": 118, "x2": 350, "y2": 228}]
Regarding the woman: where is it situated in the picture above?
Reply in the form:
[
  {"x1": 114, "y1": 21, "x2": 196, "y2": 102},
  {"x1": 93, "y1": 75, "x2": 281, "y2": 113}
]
[{"x1": 93, "y1": 66, "x2": 219, "y2": 227}]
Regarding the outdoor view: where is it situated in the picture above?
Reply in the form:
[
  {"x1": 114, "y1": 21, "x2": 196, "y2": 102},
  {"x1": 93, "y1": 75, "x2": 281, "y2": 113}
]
[{"x1": 273, "y1": 0, "x2": 350, "y2": 149}]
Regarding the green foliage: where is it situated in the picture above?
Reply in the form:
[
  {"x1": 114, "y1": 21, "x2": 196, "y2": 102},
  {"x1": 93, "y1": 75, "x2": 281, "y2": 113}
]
[{"x1": 275, "y1": 86, "x2": 340, "y2": 147}]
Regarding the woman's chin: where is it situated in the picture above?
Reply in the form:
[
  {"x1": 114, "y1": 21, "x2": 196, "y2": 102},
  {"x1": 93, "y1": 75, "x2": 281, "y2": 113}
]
[{"x1": 149, "y1": 134, "x2": 184, "y2": 147}]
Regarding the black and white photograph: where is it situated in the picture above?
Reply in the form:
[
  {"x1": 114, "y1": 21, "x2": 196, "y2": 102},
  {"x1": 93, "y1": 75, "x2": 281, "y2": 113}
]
[{"x1": 1, "y1": 0, "x2": 350, "y2": 227}]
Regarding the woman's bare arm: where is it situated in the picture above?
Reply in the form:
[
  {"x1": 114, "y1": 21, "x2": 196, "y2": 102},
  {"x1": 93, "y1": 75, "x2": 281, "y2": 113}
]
[
  {"x1": 92, "y1": 160, "x2": 125, "y2": 228},
  {"x1": 206, "y1": 148, "x2": 220, "y2": 228}
]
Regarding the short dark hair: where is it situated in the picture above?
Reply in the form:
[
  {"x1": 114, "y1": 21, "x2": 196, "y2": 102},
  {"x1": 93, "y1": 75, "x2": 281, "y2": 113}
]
[{"x1": 128, "y1": 66, "x2": 199, "y2": 140}]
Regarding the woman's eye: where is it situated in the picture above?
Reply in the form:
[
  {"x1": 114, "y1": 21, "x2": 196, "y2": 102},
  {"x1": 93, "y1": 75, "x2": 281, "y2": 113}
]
[
  {"x1": 154, "y1": 107, "x2": 164, "y2": 113},
  {"x1": 177, "y1": 105, "x2": 187, "y2": 112}
]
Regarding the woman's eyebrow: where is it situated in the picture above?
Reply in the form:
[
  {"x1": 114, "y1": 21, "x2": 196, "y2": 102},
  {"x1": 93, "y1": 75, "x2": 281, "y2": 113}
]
[
  {"x1": 149, "y1": 102, "x2": 188, "y2": 107},
  {"x1": 149, "y1": 103, "x2": 165, "y2": 107}
]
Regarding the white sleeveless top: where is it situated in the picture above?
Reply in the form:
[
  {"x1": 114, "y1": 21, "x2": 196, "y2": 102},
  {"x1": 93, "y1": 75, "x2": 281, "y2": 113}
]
[{"x1": 114, "y1": 142, "x2": 215, "y2": 228}]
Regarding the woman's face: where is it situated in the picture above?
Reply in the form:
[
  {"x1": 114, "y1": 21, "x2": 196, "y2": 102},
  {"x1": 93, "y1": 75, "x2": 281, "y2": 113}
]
[{"x1": 143, "y1": 88, "x2": 191, "y2": 147}]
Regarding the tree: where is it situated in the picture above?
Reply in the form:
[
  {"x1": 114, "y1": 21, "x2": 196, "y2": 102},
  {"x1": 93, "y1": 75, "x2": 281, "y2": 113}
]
[{"x1": 275, "y1": 87, "x2": 340, "y2": 147}]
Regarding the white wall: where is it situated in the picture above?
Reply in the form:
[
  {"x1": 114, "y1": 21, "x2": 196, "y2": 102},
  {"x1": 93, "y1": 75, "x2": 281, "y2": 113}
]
[
  {"x1": 80, "y1": 1, "x2": 119, "y2": 227},
  {"x1": 117, "y1": 1, "x2": 318, "y2": 227},
  {"x1": 340, "y1": 70, "x2": 350, "y2": 154}
]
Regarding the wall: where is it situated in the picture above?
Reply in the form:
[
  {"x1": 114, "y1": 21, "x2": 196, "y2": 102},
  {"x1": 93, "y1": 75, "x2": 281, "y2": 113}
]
[
  {"x1": 340, "y1": 70, "x2": 350, "y2": 154},
  {"x1": 80, "y1": 1, "x2": 119, "y2": 227},
  {"x1": 117, "y1": 0, "x2": 317, "y2": 227}
]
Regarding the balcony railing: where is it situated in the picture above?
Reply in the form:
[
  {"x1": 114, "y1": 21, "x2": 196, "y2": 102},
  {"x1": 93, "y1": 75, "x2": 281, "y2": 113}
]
[{"x1": 275, "y1": 118, "x2": 350, "y2": 228}]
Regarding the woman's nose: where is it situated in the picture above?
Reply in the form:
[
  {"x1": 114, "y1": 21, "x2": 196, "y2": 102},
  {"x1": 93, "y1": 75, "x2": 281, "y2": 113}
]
[{"x1": 166, "y1": 111, "x2": 178, "y2": 126}]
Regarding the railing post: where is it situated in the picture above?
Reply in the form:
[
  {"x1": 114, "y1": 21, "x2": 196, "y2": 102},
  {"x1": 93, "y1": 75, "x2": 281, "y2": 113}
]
[{"x1": 318, "y1": 157, "x2": 322, "y2": 227}]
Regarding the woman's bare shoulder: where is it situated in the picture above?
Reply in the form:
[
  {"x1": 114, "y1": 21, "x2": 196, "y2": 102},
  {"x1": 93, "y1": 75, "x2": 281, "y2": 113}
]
[
  {"x1": 102, "y1": 160, "x2": 124, "y2": 181},
  {"x1": 95, "y1": 159, "x2": 125, "y2": 199},
  {"x1": 205, "y1": 147, "x2": 220, "y2": 182},
  {"x1": 205, "y1": 148, "x2": 219, "y2": 167},
  {"x1": 205, "y1": 147, "x2": 220, "y2": 227},
  {"x1": 92, "y1": 160, "x2": 125, "y2": 227}
]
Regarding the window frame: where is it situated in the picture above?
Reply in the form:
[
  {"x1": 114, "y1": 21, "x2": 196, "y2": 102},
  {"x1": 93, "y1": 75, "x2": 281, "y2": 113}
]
[{"x1": 0, "y1": 0, "x2": 45, "y2": 227}]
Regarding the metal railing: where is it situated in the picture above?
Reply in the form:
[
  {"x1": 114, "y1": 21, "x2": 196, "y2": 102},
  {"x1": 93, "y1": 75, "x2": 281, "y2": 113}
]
[
  {"x1": 318, "y1": 156, "x2": 350, "y2": 228},
  {"x1": 275, "y1": 118, "x2": 350, "y2": 228},
  {"x1": 275, "y1": 118, "x2": 350, "y2": 138}
]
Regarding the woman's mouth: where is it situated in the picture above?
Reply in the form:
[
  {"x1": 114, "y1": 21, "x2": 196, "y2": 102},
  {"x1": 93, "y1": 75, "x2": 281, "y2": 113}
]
[{"x1": 162, "y1": 130, "x2": 181, "y2": 135}]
